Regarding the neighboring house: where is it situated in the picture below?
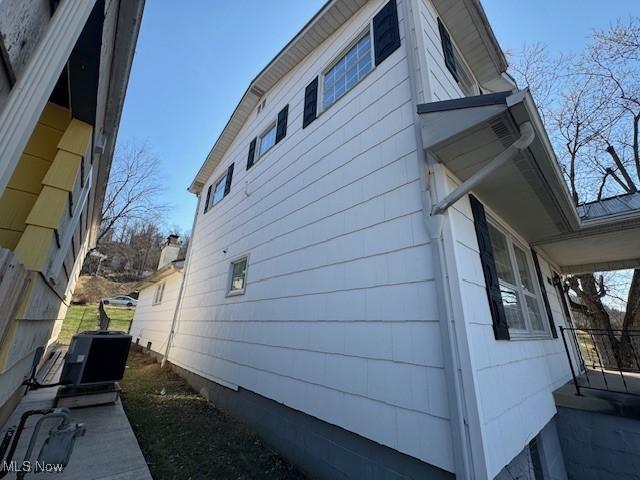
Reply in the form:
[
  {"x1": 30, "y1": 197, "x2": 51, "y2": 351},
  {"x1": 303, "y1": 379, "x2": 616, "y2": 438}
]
[
  {"x1": 129, "y1": 0, "x2": 640, "y2": 479},
  {"x1": 131, "y1": 235, "x2": 184, "y2": 354},
  {"x1": 0, "y1": 0, "x2": 144, "y2": 422}
]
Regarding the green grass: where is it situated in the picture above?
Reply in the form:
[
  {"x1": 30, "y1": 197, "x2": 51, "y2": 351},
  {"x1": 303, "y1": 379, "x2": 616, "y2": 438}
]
[
  {"x1": 121, "y1": 349, "x2": 305, "y2": 480},
  {"x1": 59, "y1": 304, "x2": 134, "y2": 344}
]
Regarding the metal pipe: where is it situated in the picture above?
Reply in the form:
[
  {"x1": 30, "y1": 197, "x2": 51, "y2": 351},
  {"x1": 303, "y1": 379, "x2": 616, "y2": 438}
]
[
  {"x1": 431, "y1": 121, "x2": 535, "y2": 215},
  {"x1": 560, "y1": 327, "x2": 582, "y2": 396}
]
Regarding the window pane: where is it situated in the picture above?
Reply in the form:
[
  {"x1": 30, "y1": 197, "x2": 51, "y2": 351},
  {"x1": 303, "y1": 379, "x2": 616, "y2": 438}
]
[
  {"x1": 322, "y1": 33, "x2": 372, "y2": 109},
  {"x1": 259, "y1": 125, "x2": 276, "y2": 156},
  {"x1": 231, "y1": 259, "x2": 247, "y2": 291},
  {"x1": 514, "y1": 245, "x2": 535, "y2": 292},
  {"x1": 526, "y1": 296, "x2": 545, "y2": 331},
  {"x1": 500, "y1": 283, "x2": 526, "y2": 330},
  {"x1": 211, "y1": 175, "x2": 227, "y2": 206},
  {"x1": 488, "y1": 224, "x2": 516, "y2": 284}
]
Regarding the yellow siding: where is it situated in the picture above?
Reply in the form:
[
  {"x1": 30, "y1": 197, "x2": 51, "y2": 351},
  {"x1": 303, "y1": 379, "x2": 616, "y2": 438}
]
[
  {"x1": 25, "y1": 186, "x2": 68, "y2": 229},
  {"x1": 23, "y1": 124, "x2": 64, "y2": 160},
  {"x1": 0, "y1": 231, "x2": 21, "y2": 250},
  {"x1": 14, "y1": 225, "x2": 54, "y2": 271},
  {"x1": 42, "y1": 150, "x2": 81, "y2": 191},
  {"x1": 7, "y1": 154, "x2": 51, "y2": 194},
  {"x1": 0, "y1": 189, "x2": 37, "y2": 231},
  {"x1": 39, "y1": 102, "x2": 72, "y2": 130},
  {"x1": 58, "y1": 119, "x2": 93, "y2": 155}
]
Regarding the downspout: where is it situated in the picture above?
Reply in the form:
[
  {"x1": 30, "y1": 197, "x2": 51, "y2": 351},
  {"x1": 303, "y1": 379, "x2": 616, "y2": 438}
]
[
  {"x1": 161, "y1": 194, "x2": 201, "y2": 368},
  {"x1": 401, "y1": 0, "x2": 474, "y2": 477}
]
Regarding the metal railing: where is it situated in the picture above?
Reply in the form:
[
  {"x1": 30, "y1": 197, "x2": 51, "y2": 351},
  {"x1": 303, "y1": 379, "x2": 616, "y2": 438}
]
[{"x1": 560, "y1": 326, "x2": 640, "y2": 397}]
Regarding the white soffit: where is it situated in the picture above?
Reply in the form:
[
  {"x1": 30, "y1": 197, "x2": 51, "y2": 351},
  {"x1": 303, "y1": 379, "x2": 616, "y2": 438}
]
[
  {"x1": 430, "y1": 0, "x2": 508, "y2": 87},
  {"x1": 189, "y1": 0, "x2": 368, "y2": 194}
]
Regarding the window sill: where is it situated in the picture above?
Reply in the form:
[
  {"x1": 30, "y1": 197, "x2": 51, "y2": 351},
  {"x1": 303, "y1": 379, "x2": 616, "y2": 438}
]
[
  {"x1": 507, "y1": 331, "x2": 553, "y2": 341},
  {"x1": 226, "y1": 289, "x2": 245, "y2": 297}
]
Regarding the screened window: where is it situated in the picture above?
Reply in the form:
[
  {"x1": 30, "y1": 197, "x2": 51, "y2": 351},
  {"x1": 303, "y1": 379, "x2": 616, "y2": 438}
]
[
  {"x1": 229, "y1": 257, "x2": 248, "y2": 294},
  {"x1": 323, "y1": 33, "x2": 372, "y2": 110},
  {"x1": 487, "y1": 222, "x2": 547, "y2": 335},
  {"x1": 258, "y1": 123, "x2": 276, "y2": 157},
  {"x1": 153, "y1": 282, "x2": 165, "y2": 305}
]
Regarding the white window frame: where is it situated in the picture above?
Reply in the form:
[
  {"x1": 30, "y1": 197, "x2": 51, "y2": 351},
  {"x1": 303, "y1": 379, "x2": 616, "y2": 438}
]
[
  {"x1": 487, "y1": 217, "x2": 550, "y2": 339},
  {"x1": 210, "y1": 171, "x2": 228, "y2": 208},
  {"x1": 318, "y1": 26, "x2": 375, "y2": 115},
  {"x1": 153, "y1": 282, "x2": 165, "y2": 306},
  {"x1": 257, "y1": 121, "x2": 277, "y2": 159},
  {"x1": 227, "y1": 255, "x2": 249, "y2": 297}
]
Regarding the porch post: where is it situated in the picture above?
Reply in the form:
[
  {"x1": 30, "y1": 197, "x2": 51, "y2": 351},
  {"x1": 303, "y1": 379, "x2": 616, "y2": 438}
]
[{"x1": 0, "y1": 0, "x2": 96, "y2": 196}]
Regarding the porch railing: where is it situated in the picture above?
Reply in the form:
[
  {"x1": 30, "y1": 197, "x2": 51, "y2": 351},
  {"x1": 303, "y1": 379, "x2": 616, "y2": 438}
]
[{"x1": 560, "y1": 326, "x2": 640, "y2": 397}]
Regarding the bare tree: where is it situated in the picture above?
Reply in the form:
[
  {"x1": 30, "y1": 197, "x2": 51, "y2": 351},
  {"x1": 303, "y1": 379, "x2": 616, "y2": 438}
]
[
  {"x1": 510, "y1": 17, "x2": 640, "y2": 368},
  {"x1": 98, "y1": 140, "x2": 170, "y2": 245}
]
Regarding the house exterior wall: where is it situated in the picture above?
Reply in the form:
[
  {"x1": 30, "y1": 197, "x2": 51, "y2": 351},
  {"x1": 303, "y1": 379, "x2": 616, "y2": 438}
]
[
  {"x1": 169, "y1": 0, "x2": 455, "y2": 472},
  {"x1": 130, "y1": 272, "x2": 183, "y2": 353},
  {"x1": 443, "y1": 172, "x2": 574, "y2": 478}
]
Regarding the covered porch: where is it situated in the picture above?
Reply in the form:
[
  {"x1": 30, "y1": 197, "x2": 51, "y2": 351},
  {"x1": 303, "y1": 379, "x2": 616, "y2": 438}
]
[{"x1": 418, "y1": 89, "x2": 640, "y2": 274}]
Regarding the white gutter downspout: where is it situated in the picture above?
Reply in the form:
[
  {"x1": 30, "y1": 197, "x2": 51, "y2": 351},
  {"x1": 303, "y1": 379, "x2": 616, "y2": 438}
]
[
  {"x1": 402, "y1": 0, "x2": 474, "y2": 477},
  {"x1": 432, "y1": 121, "x2": 535, "y2": 215},
  {"x1": 161, "y1": 194, "x2": 201, "y2": 368}
]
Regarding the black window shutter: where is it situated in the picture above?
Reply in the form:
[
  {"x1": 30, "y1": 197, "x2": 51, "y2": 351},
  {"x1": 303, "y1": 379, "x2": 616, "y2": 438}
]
[
  {"x1": 275, "y1": 105, "x2": 289, "y2": 143},
  {"x1": 303, "y1": 77, "x2": 318, "y2": 129},
  {"x1": 204, "y1": 184, "x2": 212, "y2": 213},
  {"x1": 224, "y1": 163, "x2": 234, "y2": 196},
  {"x1": 246, "y1": 137, "x2": 257, "y2": 170},
  {"x1": 373, "y1": 0, "x2": 401, "y2": 66},
  {"x1": 437, "y1": 18, "x2": 458, "y2": 81},
  {"x1": 469, "y1": 195, "x2": 510, "y2": 340},
  {"x1": 531, "y1": 249, "x2": 558, "y2": 338}
]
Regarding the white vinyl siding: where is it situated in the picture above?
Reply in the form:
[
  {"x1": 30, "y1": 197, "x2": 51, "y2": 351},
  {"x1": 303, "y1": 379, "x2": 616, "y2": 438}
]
[{"x1": 172, "y1": 0, "x2": 455, "y2": 472}]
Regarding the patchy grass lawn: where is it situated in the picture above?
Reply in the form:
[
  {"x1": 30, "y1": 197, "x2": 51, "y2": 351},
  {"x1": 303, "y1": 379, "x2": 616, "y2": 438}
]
[
  {"x1": 120, "y1": 349, "x2": 305, "y2": 480},
  {"x1": 59, "y1": 304, "x2": 134, "y2": 344}
]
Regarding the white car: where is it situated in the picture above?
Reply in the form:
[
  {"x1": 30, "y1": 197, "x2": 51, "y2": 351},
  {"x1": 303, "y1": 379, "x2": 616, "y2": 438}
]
[{"x1": 101, "y1": 295, "x2": 137, "y2": 307}]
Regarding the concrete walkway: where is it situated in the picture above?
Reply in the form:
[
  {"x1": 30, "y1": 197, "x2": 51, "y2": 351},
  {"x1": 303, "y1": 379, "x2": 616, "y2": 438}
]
[{"x1": 1, "y1": 350, "x2": 152, "y2": 479}]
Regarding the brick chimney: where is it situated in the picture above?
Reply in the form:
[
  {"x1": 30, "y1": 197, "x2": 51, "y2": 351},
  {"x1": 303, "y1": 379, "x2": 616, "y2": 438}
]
[{"x1": 158, "y1": 234, "x2": 180, "y2": 269}]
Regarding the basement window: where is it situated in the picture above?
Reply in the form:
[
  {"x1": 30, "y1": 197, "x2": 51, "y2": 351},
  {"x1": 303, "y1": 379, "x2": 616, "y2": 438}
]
[
  {"x1": 153, "y1": 282, "x2": 165, "y2": 305},
  {"x1": 228, "y1": 257, "x2": 248, "y2": 295},
  {"x1": 487, "y1": 221, "x2": 548, "y2": 336}
]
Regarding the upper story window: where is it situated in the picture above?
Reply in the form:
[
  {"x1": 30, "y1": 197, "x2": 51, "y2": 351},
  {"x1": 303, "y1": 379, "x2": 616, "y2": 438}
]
[
  {"x1": 204, "y1": 163, "x2": 235, "y2": 213},
  {"x1": 487, "y1": 221, "x2": 547, "y2": 336},
  {"x1": 153, "y1": 282, "x2": 165, "y2": 305},
  {"x1": 322, "y1": 32, "x2": 373, "y2": 110},
  {"x1": 437, "y1": 18, "x2": 478, "y2": 97},
  {"x1": 258, "y1": 122, "x2": 277, "y2": 157}
]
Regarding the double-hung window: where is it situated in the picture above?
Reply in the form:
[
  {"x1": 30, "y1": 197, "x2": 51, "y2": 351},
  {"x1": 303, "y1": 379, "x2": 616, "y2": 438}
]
[
  {"x1": 487, "y1": 221, "x2": 547, "y2": 336},
  {"x1": 228, "y1": 257, "x2": 248, "y2": 295},
  {"x1": 211, "y1": 172, "x2": 228, "y2": 207},
  {"x1": 258, "y1": 123, "x2": 277, "y2": 157},
  {"x1": 153, "y1": 282, "x2": 165, "y2": 305},
  {"x1": 322, "y1": 32, "x2": 373, "y2": 111}
]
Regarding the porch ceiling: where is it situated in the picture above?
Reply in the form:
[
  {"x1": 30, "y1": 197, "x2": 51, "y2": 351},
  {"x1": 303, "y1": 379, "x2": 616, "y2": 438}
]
[{"x1": 419, "y1": 90, "x2": 640, "y2": 274}]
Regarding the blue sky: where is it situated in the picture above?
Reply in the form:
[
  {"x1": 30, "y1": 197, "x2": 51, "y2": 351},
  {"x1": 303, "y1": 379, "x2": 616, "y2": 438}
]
[{"x1": 117, "y1": 0, "x2": 639, "y2": 232}]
